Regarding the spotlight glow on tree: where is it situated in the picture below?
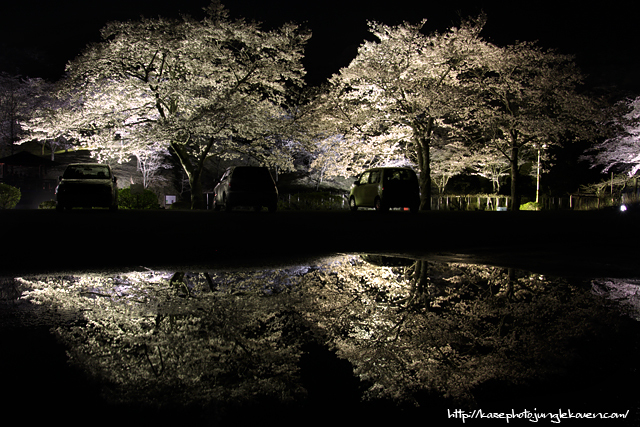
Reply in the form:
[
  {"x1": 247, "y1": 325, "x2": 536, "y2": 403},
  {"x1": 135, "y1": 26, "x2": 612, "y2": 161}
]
[
  {"x1": 23, "y1": 2, "x2": 309, "y2": 208},
  {"x1": 464, "y1": 42, "x2": 598, "y2": 210},
  {"x1": 321, "y1": 16, "x2": 599, "y2": 210},
  {"x1": 323, "y1": 16, "x2": 493, "y2": 210},
  {"x1": 586, "y1": 96, "x2": 640, "y2": 176}
]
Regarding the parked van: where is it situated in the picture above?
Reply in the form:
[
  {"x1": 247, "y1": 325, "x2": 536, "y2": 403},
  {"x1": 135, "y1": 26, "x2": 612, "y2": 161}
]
[
  {"x1": 213, "y1": 166, "x2": 278, "y2": 212},
  {"x1": 349, "y1": 167, "x2": 420, "y2": 212},
  {"x1": 56, "y1": 163, "x2": 118, "y2": 211}
]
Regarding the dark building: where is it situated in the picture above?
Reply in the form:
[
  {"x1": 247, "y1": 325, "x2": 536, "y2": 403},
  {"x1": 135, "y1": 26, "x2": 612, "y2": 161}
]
[{"x1": 0, "y1": 151, "x2": 59, "y2": 208}]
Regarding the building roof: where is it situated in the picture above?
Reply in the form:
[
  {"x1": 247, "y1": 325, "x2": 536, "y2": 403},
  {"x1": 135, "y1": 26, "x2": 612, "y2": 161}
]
[{"x1": 0, "y1": 151, "x2": 59, "y2": 166}]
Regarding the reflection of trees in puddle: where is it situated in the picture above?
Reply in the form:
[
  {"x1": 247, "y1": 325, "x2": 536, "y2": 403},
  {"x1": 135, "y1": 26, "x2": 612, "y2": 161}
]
[
  {"x1": 592, "y1": 278, "x2": 640, "y2": 320},
  {"x1": 16, "y1": 268, "x2": 310, "y2": 415},
  {"x1": 12, "y1": 257, "x2": 636, "y2": 415},
  {"x1": 301, "y1": 257, "x2": 624, "y2": 407}
]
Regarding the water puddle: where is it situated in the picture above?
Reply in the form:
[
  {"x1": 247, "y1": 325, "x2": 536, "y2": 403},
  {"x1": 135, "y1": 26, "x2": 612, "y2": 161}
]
[{"x1": 1, "y1": 255, "x2": 638, "y2": 423}]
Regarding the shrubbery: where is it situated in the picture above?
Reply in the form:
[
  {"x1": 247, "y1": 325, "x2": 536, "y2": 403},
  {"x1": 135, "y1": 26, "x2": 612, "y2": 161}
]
[
  {"x1": 118, "y1": 187, "x2": 160, "y2": 209},
  {"x1": 519, "y1": 201, "x2": 542, "y2": 211},
  {"x1": 39, "y1": 200, "x2": 56, "y2": 209},
  {"x1": 168, "y1": 201, "x2": 191, "y2": 210},
  {"x1": 0, "y1": 183, "x2": 21, "y2": 209}
]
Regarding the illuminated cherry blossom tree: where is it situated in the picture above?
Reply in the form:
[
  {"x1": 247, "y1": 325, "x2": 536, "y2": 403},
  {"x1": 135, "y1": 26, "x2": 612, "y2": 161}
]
[
  {"x1": 0, "y1": 74, "x2": 55, "y2": 157},
  {"x1": 309, "y1": 133, "x2": 412, "y2": 187},
  {"x1": 469, "y1": 145, "x2": 511, "y2": 193},
  {"x1": 431, "y1": 140, "x2": 470, "y2": 196},
  {"x1": 308, "y1": 135, "x2": 349, "y2": 188},
  {"x1": 322, "y1": 15, "x2": 601, "y2": 211},
  {"x1": 586, "y1": 96, "x2": 640, "y2": 176},
  {"x1": 23, "y1": 2, "x2": 309, "y2": 208},
  {"x1": 323, "y1": 16, "x2": 493, "y2": 210},
  {"x1": 21, "y1": 79, "x2": 173, "y2": 187},
  {"x1": 463, "y1": 42, "x2": 599, "y2": 210}
]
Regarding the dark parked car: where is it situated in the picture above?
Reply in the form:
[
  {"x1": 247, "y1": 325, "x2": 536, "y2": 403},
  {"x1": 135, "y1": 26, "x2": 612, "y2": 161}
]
[
  {"x1": 349, "y1": 167, "x2": 420, "y2": 212},
  {"x1": 56, "y1": 163, "x2": 118, "y2": 210},
  {"x1": 213, "y1": 166, "x2": 278, "y2": 212}
]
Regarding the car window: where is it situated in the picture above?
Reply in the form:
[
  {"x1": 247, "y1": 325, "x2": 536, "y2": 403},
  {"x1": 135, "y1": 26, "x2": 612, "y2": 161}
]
[
  {"x1": 64, "y1": 165, "x2": 110, "y2": 179},
  {"x1": 385, "y1": 169, "x2": 413, "y2": 182},
  {"x1": 358, "y1": 172, "x2": 370, "y2": 185},
  {"x1": 232, "y1": 167, "x2": 272, "y2": 182},
  {"x1": 369, "y1": 170, "x2": 381, "y2": 184}
]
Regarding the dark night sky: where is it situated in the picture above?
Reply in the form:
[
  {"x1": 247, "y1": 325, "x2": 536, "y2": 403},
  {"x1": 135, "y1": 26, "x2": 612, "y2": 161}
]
[{"x1": 1, "y1": 0, "x2": 639, "y2": 93}]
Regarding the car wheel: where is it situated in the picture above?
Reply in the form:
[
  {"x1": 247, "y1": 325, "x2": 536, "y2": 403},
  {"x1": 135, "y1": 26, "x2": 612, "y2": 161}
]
[
  {"x1": 223, "y1": 194, "x2": 232, "y2": 212},
  {"x1": 374, "y1": 197, "x2": 388, "y2": 212},
  {"x1": 349, "y1": 197, "x2": 358, "y2": 212}
]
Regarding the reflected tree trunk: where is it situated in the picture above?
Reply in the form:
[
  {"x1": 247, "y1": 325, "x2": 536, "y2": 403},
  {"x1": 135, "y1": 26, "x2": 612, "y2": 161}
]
[
  {"x1": 505, "y1": 267, "x2": 516, "y2": 300},
  {"x1": 406, "y1": 261, "x2": 445, "y2": 310},
  {"x1": 170, "y1": 272, "x2": 189, "y2": 296}
]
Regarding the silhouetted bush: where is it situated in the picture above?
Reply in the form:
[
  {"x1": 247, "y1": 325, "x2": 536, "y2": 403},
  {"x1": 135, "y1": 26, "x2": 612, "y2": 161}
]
[
  {"x1": 0, "y1": 183, "x2": 21, "y2": 209},
  {"x1": 118, "y1": 187, "x2": 160, "y2": 209},
  {"x1": 168, "y1": 201, "x2": 191, "y2": 210}
]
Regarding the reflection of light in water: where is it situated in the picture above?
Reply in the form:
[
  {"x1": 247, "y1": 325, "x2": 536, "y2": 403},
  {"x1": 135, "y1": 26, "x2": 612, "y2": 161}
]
[
  {"x1": 592, "y1": 278, "x2": 640, "y2": 320},
  {"x1": 6, "y1": 257, "x2": 638, "y2": 415}
]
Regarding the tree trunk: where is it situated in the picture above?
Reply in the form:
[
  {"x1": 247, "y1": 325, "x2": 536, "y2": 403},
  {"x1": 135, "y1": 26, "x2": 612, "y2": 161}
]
[
  {"x1": 509, "y1": 140, "x2": 520, "y2": 212},
  {"x1": 418, "y1": 159, "x2": 431, "y2": 211},
  {"x1": 170, "y1": 142, "x2": 205, "y2": 210},
  {"x1": 408, "y1": 260, "x2": 446, "y2": 311},
  {"x1": 415, "y1": 118, "x2": 434, "y2": 211},
  {"x1": 189, "y1": 171, "x2": 205, "y2": 210},
  {"x1": 409, "y1": 260, "x2": 430, "y2": 308}
]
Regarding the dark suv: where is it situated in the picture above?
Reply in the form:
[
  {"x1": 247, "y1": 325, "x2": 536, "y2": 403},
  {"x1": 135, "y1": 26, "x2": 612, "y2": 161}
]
[
  {"x1": 349, "y1": 167, "x2": 420, "y2": 212},
  {"x1": 213, "y1": 166, "x2": 278, "y2": 212},
  {"x1": 56, "y1": 163, "x2": 118, "y2": 210}
]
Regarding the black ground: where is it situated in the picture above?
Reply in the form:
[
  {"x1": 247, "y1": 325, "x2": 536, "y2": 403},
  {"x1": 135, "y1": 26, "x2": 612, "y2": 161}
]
[{"x1": 1, "y1": 208, "x2": 638, "y2": 278}]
